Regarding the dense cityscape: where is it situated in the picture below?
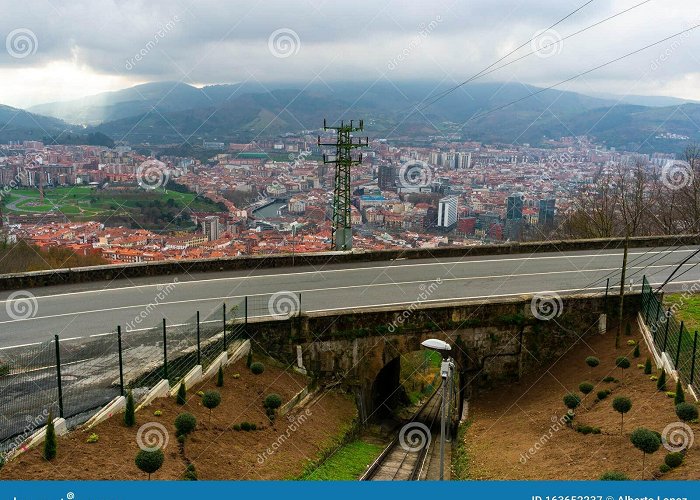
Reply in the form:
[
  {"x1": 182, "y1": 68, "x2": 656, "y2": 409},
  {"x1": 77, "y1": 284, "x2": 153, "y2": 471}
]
[{"x1": 0, "y1": 133, "x2": 681, "y2": 265}]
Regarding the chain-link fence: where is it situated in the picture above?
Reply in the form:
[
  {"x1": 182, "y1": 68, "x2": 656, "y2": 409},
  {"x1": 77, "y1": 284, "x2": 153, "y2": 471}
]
[
  {"x1": 0, "y1": 296, "x2": 256, "y2": 451},
  {"x1": 640, "y1": 276, "x2": 699, "y2": 392}
]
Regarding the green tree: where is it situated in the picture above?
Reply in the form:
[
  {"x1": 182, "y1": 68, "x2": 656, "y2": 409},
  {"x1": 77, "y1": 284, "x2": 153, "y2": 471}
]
[
  {"x1": 43, "y1": 411, "x2": 57, "y2": 461},
  {"x1": 124, "y1": 390, "x2": 136, "y2": 427},
  {"x1": 633, "y1": 344, "x2": 640, "y2": 358},
  {"x1": 585, "y1": 356, "x2": 600, "y2": 376},
  {"x1": 657, "y1": 369, "x2": 667, "y2": 391},
  {"x1": 202, "y1": 391, "x2": 221, "y2": 422},
  {"x1": 612, "y1": 396, "x2": 632, "y2": 434},
  {"x1": 216, "y1": 365, "x2": 224, "y2": 387},
  {"x1": 675, "y1": 402, "x2": 698, "y2": 422},
  {"x1": 674, "y1": 379, "x2": 685, "y2": 405},
  {"x1": 177, "y1": 382, "x2": 187, "y2": 405},
  {"x1": 563, "y1": 393, "x2": 581, "y2": 414},
  {"x1": 630, "y1": 428, "x2": 661, "y2": 478},
  {"x1": 135, "y1": 449, "x2": 164, "y2": 480},
  {"x1": 246, "y1": 350, "x2": 253, "y2": 368},
  {"x1": 644, "y1": 358, "x2": 652, "y2": 375},
  {"x1": 616, "y1": 357, "x2": 631, "y2": 380}
]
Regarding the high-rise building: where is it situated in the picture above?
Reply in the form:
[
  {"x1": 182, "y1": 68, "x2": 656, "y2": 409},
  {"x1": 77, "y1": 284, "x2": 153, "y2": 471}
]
[
  {"x1": 202, "y1": 215, "x2": 221, "y2": 241},
  {"x1": 506, "y1": 193, "x2": 524, "y2": 221},
  {"x1": 437, "y1": 196, "x2": 458, "y2": 228},
  {"x1": 377, "y1": 164, "x2": 396, "y2": 191},
  {"x1": 538, "y1": 198, "x2": 556, "y2": 226}
]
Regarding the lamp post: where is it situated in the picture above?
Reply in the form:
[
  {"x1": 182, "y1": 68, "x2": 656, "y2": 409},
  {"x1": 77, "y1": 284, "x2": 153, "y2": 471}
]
[{"x1": 421, "y1": 338, "x2": 452, "y2": 481}]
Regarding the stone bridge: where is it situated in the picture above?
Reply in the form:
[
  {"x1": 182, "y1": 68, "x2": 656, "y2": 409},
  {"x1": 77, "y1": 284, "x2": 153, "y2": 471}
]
[{"x1": 247, "y1": 293, "x2": 641, "y2": 422}]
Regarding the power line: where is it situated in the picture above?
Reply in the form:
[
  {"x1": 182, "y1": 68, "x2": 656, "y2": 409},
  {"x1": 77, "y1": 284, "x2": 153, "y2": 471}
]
[
  {"x1": 414, "y1": 0, "x2": 652, "y2": 114},
  {"x1": 460, "y1": 24, "x2": 700, "y2": 127}
]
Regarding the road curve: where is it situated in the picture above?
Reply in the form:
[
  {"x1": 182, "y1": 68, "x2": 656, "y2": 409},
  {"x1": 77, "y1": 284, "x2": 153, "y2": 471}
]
[{"x1": 0, "y1": 245, "x2": 698, "y2": 348}]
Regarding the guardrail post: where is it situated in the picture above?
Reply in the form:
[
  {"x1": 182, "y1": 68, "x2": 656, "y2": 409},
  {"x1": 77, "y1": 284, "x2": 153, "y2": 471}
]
[
  {"x1": 690, "y1": 331, "x2": 698, "y2": 387},
  {"x1": 196, "y1": 311, "x2": 201, "y2": 366},
  {"x1": 162, "y1": 318, "x2": 168, "y2": 380},
  {"x1": 223, "y1": 303, "x2": 227, "y2": 351},
  {"x1": 676, "y1": 321, "x2": 684, "y2": 368},
  {"x1": 117, "y1": 326, "x2": 124, "y2": 396},
  {"x1": 663, "y1": 308, "x2": 671, "y2": 353},
  {"x1": 54, "y1": 335, "x2": 64, "y2": 418}
]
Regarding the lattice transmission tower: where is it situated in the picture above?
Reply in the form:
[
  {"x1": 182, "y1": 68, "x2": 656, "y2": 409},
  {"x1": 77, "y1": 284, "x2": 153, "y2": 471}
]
[{"x1": 318, "y1": 119, "x2": 368, "y2": 251}]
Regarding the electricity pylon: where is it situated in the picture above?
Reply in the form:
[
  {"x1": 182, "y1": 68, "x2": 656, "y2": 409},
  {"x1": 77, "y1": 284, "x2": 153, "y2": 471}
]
[{"x1": 318, "y1": 119, "x2": 368, "y2": 251}]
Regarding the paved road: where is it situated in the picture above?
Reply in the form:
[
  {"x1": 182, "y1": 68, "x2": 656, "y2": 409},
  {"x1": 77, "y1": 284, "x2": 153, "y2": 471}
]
[{"x1": 0, "y1": 245, "x2": 698, "y2": 348}]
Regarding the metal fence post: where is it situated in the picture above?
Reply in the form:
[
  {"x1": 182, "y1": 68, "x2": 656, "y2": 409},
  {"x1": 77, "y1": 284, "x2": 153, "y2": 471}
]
[
  {"x1": 298, "y1": 292, "x2": 302, "y2": 318},
  {"x1": 605, "y1": 278, "x2": 610, "y2": 309},
  {"x1": 223, "y1": 303, "x2": 227, "y2": 351},
  {"x1": 117, "y1": 326, "x2": 124, "y2": 396},
  {"x1": 676, "y1": 321, "x2": 685, "y2": 368},
  {"x1": 653, "y1": 298, "x2": 662, "y2": 342},
  {"x1": 244, "y1": 296, "x2": 248, "y2": 326},
  {"x1": 690, "y1": 331, "x2": 698, "y2": 387},
  {"x1": 54, "y1": 335, "x2": 64, "y2": 418},
  {"x1": 162, "y1": 318, "x2": 168, "y2": 380},
  {"x1": 196, "y1": 311, "x2": 201, "y2": 366},
  {"x1": 663, "y1": 308, "x2": 671, "y2": 353}
]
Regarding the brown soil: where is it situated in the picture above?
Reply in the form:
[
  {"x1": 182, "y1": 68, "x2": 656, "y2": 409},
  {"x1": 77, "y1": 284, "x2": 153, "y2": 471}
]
[
  {"x1": 1, "y1": 357, "x2": 357, "y2": 480},
  {"x1": 465, "y1": 323, "x2": 700, "y2": 480}
]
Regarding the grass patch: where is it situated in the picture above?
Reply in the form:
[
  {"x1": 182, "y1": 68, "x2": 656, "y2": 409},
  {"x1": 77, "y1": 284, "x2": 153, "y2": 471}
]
[
  {"x1": 451, "y1": 420, "x2": 472, "y2": 480},
  {"x1": 301, "y1": 440, "x2": 382, "y2": 480},
  {"x1": 665, "y1": 293, "x2": 700, "y2": 333}
]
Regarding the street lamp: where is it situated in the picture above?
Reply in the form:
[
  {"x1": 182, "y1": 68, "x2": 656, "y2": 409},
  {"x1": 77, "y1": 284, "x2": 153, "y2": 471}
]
[{"x1": 421, "y1": 338, "x2": 452, "y2": 480}]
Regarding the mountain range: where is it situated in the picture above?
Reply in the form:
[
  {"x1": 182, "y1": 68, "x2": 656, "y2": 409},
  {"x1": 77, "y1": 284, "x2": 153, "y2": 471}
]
[{"x1": 0, "y1": 81, "x2": 697, "y2": 153}]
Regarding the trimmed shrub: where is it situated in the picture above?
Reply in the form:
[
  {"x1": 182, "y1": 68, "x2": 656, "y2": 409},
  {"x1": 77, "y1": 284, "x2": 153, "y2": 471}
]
[
  {"x1": 124, "y1": 390, "x2": 136, "y2": 427},
  {"x1": 675, "y1": 402, "x2": 699, "y2": 422},
  {"x1": 675, "y1": 379, "x2": 685, "y2": 405},
  {"x1": 633, "y1": 344, "x2": 640, "y2": 358},
  {"x1": 86, "y1": 433, "x2": 99, "y2": 443},
  {"x1": 630, "y1": 427, "x2": 661, "y2": 476},
  {"x1": 579, "y1": 382, "x2": 594, "y2": 395},
  {"x1": 202, "y1": 391, "x2": 222, "y2": 422},
  {"x1": 154, "y1": 410, "x2": 162, "y2": 417},
  {"x1": 659, "y1": 463, "x2": 671, "y2": 474},
  {"x1": 612, "y1": 396, "x2": 632, "y2": 434},
  {"x1": 666, "y1": 392, "x2": 676, "y2": 398},
  {"x1": 576, "y1": 424, "x2": 599, "y2": 435},
  {"x1": 246, "y1": 350, "x2": 253, "y2": 368},
  {"x1": 232, "y1": 423, "x2": 241, "y2": 431},
  {"x1": 644, "y1": 358, "x2": 652, "y2": 375},
  {"x1": 615, "y1": 357, "x2": 631, "y2": 378},
  {"x1": 599, "y1": 470, "x2": 628, "y2": 480},
  {"x1": 563, "y1": 393, "x2": 581, "y2": 412},
  {"x1": 637, "y1": 364, "x2": 644, "y2": 369},
  {"x1": 597, "y1": 390, "x2": 609, "y2": 400},
  {"x1": 665, "y1": 452, "x2": 684, "y2": 468},
  {"x1": 627, "y1": 339, "x2": 636, "y2": 346},
  {"x1": 183, "y1": 463, "x2": 197, "y2": 480},
  {"x1": 216, "y1": 365, "x2": 224, "y2": 387},
  {"x1": 177, "y1": 382, "x2": 187, "y2": 405},
  {"x1": 585, "y1": 356, "x2": 600, "y2": 370},
  {"x1": 241, "y1": 422, "x2": 252, "y2": 431},
  {"x1": 250, "y1": 362, "x2": 265, "y2": 375},
  {"x1": 603, "y1": 376, "x2": 616, "y2": 383},
  {"x1": 232, "y1": 373, "x2": 241, "y2": 379},
  {"x1": 251, "y1": 423, "x2": 257, "y2": 431},
  {"x1": 135, "y1": 449, "x2": 164, "y2": 480},
  {"x1": 174, "y1": 412, "x2": 197, "y2": 437},
  {"x1": 657, "y1": 370, "x2": 667, "y2": 391},
  {"x1": 43, "y1": 412, "x2": 57, "y2": 461},
  {"x1": 264, "y1": 393, "x2": 282, "y2": 410}
]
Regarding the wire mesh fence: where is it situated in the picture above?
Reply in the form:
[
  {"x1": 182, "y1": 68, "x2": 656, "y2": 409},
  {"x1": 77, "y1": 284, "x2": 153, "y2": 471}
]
[
  {"x1": 640, "y1": 276, "x2": 699, "y2": 392},
  {"x1": 0, "y1": 295, "x2": 256, "y2": 452}
]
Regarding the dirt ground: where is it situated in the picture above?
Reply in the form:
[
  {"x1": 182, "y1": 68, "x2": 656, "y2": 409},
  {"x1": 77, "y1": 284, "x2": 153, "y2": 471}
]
[
  {"x1": 465, "y1": 322, "x2": 700, "y2": 480},
  {"x1": 1, "y1": 357, "x2": 357, "y2": 480}
]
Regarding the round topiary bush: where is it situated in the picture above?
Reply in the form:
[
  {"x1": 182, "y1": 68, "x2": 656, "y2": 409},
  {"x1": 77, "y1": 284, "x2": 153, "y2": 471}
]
[
  {"x1": 630, "y1": 427, "x2": 661, "y2": 475},
  {"x1": 599, "y1": 470, "x2": 628, "y2": 480},
  {"x1": 597, "y1": 390, "x2": 609, "y2": 400},
  {"x1": 585, "y1": 356, "x2": 600, "y2": 369},
  {"x1": 250, "y1": 362, "x2": 265, "y2": 375},
  {"x1": 579, "y1": 382, "x2": 594, "y2": 395},
  {"x1": 202, "y1": 390, "x2": 222, "y2": 422},
  {"x1": 616, "y1": 356, "x2": 631, "y2": 369},
  {"x1": 675, "y1": 402, "x2": 699, "y2": 422},
  {"x1": 664, "y1": 451, "x2": 684, "y2": 468},
  {"x1": 563, "y1": 393, "x2": 581, "y2": 411},
  {"x1": 174, "y1": 412, "x2": 197, "y2": 437},
  {"x1": 241, "y1": 421, "x2": 252, "y2": 431},
  {"x1": 612, "y1": 396, "x2": 632, "y2": 434},
  {"x1": 659, "y1": 463, "x2": 671, "y2": 474},
  {"x1": 135, "y1": 449, "x2": 164, "y2": 480},
  {"x1": 264, "y1": 393, "x2": 282, "y2": 410}
]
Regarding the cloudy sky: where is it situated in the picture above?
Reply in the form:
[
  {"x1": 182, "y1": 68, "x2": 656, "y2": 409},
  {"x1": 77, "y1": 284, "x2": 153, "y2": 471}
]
[{"x1": 1, "y1": 0, "x2": 699, "y2": 108}]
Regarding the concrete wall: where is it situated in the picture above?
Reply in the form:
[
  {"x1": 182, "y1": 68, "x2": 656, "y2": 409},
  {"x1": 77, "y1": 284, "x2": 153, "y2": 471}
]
[
  {"x1": 0, "y1": 234, "x2": 695, "y2": 291},
  {"x1": 246, "y1": 292, "x2": 642, "y2": 420}
]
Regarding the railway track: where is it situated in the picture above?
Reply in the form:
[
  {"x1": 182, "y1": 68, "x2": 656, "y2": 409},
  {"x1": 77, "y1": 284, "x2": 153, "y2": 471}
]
[{"x1": 361, "y1": 383, "x2": 443, "y2": 481}]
